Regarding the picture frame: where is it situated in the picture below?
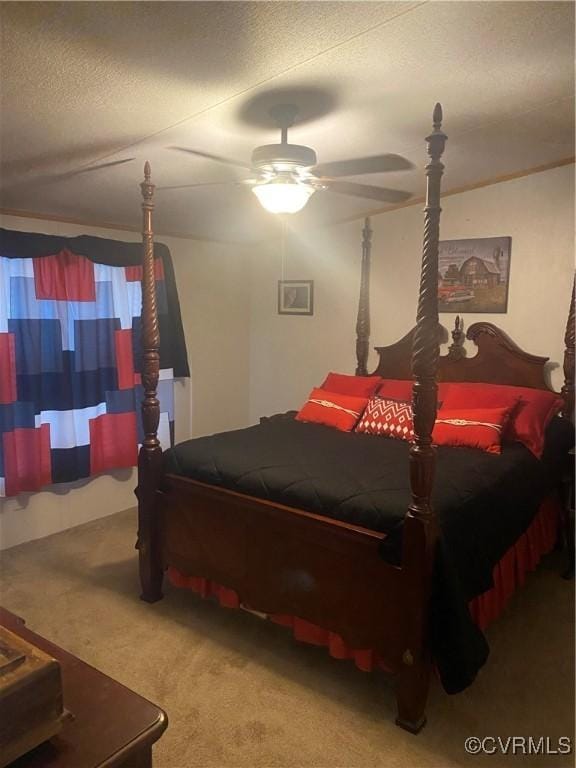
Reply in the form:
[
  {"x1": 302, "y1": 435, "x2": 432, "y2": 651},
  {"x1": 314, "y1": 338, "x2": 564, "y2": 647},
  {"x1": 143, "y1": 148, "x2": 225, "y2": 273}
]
[
  {"x1": 278, "y1": 280, "x2": 314, "y2": 316},
  {"x1": 438, "y1": 236, "x2": 512, "y2": 313}
]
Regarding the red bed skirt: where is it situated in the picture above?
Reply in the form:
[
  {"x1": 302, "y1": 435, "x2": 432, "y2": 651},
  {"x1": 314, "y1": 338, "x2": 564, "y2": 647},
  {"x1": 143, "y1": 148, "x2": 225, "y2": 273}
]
[{"x1": 167, "y1": 497, "x2": 560, "y2": 673}]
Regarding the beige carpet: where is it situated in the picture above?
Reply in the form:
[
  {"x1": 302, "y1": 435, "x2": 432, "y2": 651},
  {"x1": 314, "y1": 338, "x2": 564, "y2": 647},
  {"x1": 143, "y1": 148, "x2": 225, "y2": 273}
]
[{"x1": 1, "y1": 508, "x2": 574, "y2": 768}]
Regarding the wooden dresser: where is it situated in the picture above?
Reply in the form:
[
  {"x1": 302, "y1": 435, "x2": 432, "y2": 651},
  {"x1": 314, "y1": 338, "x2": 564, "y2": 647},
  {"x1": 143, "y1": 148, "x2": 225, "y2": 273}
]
[{"x1": 0, "y1": 609, "x2": 167, "y2": 768}]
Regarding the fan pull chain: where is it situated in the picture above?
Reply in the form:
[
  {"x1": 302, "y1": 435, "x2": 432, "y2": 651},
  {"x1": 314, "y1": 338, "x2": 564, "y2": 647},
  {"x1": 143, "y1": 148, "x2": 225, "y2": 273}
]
[{"x1": 280, "y1": 217, "x2": 287, "y2": 282}]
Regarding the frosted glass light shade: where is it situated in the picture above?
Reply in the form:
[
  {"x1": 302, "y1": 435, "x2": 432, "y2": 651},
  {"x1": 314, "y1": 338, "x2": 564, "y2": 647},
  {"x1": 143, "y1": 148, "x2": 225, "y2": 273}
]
[{"x1": 252, "y1": 180, "x2": 314, "y2": 214}]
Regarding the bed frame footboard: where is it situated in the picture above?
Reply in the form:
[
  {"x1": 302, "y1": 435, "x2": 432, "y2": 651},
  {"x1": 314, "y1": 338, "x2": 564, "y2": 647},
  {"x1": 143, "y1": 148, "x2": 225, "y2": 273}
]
[
  {"x1": 157, "y1": 474, "x2": 432, "y2": 732},
  {"x1": 160, "y1": 477, "x2": 405, "y2": 653}
]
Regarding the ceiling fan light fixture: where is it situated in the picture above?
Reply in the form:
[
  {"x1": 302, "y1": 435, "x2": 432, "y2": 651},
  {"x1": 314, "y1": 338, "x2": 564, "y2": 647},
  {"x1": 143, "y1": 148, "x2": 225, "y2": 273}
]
[{"x1": 252, "y1": 178, "x2": 314, "y2": 214}]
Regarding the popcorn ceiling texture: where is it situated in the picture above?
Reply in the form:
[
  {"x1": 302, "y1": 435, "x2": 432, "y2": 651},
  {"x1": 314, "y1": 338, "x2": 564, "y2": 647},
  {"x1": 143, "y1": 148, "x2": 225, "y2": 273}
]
[
  {"x1": 0, "y1": 2, "x2": 573, "y2": 242},
  {"x1": 0, "y1": 508, "x2": 573, "y2": 768}
]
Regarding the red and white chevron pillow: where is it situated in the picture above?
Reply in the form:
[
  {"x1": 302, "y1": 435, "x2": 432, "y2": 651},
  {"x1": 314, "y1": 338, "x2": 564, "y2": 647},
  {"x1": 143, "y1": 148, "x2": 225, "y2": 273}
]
[{"x1": 355, "y1": 396, "x2": 414, "y2": 440}]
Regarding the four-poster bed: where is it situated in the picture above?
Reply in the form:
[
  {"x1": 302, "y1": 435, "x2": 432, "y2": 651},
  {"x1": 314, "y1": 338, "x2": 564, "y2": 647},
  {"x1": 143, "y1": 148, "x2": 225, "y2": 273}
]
[{"x1": 135, "y1": 105, "x2": 575, "y2": 732}]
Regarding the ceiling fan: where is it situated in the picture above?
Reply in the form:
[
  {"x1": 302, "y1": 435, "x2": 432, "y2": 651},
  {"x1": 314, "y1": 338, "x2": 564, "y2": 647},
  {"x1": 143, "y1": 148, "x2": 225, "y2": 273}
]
[{"x1": 159, "y1": 104, "x2": 414, "y2": 214}]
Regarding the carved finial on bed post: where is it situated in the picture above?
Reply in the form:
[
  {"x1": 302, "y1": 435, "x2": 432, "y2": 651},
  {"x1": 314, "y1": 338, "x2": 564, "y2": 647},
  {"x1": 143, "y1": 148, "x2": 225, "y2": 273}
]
[
  {"x1": 447, "y1": 315, "x2": 466, "y2": 360},
  {"x1": 561, "y1": 277, "x2": 575, "y2": 420},
  {"x1": 356, "y1": 217, "x2": 372, "y2": 376},
  {"x1": 137, "y1": 161, "x2": 164, "y2": 603}
]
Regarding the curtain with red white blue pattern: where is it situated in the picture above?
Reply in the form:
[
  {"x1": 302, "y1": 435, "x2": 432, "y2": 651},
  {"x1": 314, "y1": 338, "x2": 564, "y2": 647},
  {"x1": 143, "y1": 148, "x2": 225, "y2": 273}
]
[{"x1": 0, "y1": 228, "x2": 189, "y2": 497}]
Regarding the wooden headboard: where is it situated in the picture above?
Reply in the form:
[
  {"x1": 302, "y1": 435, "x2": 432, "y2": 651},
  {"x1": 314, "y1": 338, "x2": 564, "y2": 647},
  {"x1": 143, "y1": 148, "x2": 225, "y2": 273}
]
[{"x1": 372, "y1": 318, "x2": 556, "y2": 392}]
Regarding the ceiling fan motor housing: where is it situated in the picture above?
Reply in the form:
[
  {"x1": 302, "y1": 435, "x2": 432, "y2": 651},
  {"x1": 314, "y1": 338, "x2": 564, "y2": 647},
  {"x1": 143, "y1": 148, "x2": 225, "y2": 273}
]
[{"x1": 251, "y1": 143, "x2": 317, "y2": 172}]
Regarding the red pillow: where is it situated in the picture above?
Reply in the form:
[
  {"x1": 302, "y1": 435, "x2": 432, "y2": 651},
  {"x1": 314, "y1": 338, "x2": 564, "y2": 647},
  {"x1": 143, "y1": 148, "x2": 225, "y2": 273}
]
[
  {"x1": 440, "y1": 382, "x2": 562, "y2": 457},
  {"x1": 296, "y1": 388, "x2": 368, "y2": 432},
  {"x1": 321, "y1": 372, "x2": 381, "y2": 397},
  {"x1": 377, "y1": 379, "x2": 449, "y2": 403},
  {"x1": 377, "y1": 379, "x2": 413, "y2": 401},
  {"x1": 355, "y1": 396, "x2": 414, "y2": 441},
  {"x1": 432, "y1": 407, "x2": 512, "y2": 454}
]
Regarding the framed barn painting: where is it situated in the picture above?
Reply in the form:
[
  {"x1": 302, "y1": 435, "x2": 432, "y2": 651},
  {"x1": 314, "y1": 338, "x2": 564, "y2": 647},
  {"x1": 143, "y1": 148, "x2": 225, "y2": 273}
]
[
  {"x1": 438, "y1": 236, "x2": 512, "y2": 313},
  {"x1": 278, "y1": 280, "x2": 314, "y2": 316}
]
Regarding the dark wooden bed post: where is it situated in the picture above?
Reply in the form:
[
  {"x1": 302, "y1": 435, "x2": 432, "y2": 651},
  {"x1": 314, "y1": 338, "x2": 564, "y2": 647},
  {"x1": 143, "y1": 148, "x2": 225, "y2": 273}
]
[
  {"x1": 561, "y1": 277, "x2": 575, "y2": 420},
  {"x1": 137, "y1": 162, "x2": 164, "y2": 603},
  {"x1": 396, "y1": 104, "x2": 447, "y2": 734},
  {"x1": 355, "y1": 217, "x2": 372, "y2": 376}
]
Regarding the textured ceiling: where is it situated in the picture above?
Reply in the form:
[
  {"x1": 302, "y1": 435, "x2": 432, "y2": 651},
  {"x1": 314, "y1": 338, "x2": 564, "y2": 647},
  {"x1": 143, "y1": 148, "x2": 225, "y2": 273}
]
[{"x1": 0, "y1": 1, "x2": 574, "y2": 243}]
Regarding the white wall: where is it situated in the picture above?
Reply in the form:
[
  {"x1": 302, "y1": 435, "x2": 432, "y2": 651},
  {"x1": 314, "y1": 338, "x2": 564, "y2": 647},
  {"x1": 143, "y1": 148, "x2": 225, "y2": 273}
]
[
  {"x1": 0, "y1": 214, "x2": 250, "y2": 548},
  {"x1": 173, "y1": 238, "x2": 250, "y2": 438},
  {"x1": 248, "y1": 164, "x2": 574, "y2": 421}
]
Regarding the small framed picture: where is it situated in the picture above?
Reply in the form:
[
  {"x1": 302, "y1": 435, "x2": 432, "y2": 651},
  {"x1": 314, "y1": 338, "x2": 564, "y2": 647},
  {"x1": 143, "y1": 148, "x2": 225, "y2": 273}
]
[{"x1": 278, "y1": 280, "x2": 314, "y2": 316}]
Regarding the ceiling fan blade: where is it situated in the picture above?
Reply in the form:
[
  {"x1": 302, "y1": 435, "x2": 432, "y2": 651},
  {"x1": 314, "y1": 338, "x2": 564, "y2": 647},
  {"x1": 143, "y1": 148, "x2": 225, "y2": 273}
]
[
  {"x1": 62, "y1": 158, "x2": 135, "y2": 178},
  {"x1": 169, "y1": 147, "x2": 252, "y2": 170},
  {"x1": 313, "y1": 154, "x2": 413, "y2": 178},
  {"x1": 35, "y1": 158, "x2": 136, "y2": 184},
  {"x1": 157, "y1": 180, "x2": 254, "y2": 191},
  {"x1": 323, "y1": 180, "x2": 412, "y2": 203}
]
